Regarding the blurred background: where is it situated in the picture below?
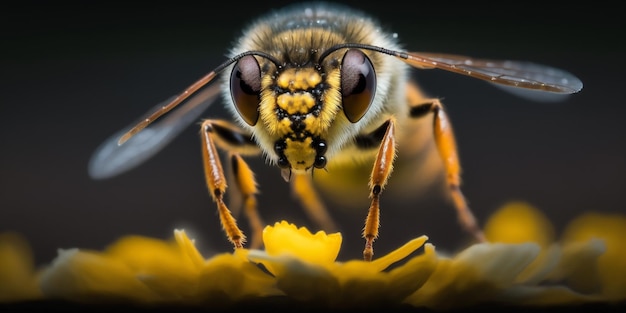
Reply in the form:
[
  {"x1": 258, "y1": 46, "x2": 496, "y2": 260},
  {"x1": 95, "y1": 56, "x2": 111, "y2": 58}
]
[{"x1": 1, "y1": 1, "x2": 624, "y2": 266}]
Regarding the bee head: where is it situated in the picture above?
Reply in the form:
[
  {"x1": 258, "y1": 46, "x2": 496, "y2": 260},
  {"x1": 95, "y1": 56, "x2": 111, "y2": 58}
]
[{"x1": 229, "y1": 46, "x2": 377, "y2": 177}]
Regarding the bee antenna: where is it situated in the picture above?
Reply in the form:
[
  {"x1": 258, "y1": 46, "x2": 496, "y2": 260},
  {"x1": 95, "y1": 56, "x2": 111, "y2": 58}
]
[
  {"x1": 216, "y1": 50, "x2": 283, "y2": 73},
  {"x1": 318, "y1": 43, "x2": 404, "y2": 62}
]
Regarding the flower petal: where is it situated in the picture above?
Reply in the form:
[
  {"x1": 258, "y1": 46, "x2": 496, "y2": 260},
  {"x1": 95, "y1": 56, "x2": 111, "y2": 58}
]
[
  {"x1": 103, "y1": 233, "x2": 201, "y2": 301},
  {"x1": 390, "y1": 243, "x2": 438, "y2": 303},
  {"x1": 324, "y1": 236, "x2": 433, "y2": 306},
  {"x1": 39, "y1": 248, "x2": 156, "y2": 303},
  {"x1": 262, "y1": 221, "x2": 341, "y2": 266},
  {"x1": 546, "y1": 239, "x2": 606, "y2": 294},
  {"x1": 0, "y1": 232, "x2": 41, "y2": 302},
  {"x1": 561, "y1": 213, "x2": 626, "y2": 300},
  {"x1": 406, "y1": 242, "x2": 541, "y2": 309},
  {"x1": 174, "y1": 229, "x2": 206, "y2": 270},
  {"x1": 514, "y1": 244, "x2": 562, "y2": 285},
  {"x1": 105, "y1": 234, "x2": 198, "y2": 276},
  {"x1": 484, "y1": 201, "x2": 555, "y2": 247},
  {"x1": 456, "y1": 242, "x2": 541, "y2": 286},
  {"x1": 251, "y1": 234, "x2": 434, "y2": 308},
  {"x1": 370, "y1": 236, "x2": 428, "y2": 272},
  {"x1": 247, "y1": 250, "x2": 340, "y2": 305},
  {"x1": 196, "y1": 249, "x2": 281, "y2": 304}
]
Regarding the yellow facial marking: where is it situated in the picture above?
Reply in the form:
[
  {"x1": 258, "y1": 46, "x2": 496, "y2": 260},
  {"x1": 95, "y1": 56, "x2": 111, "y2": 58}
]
[
  {"x1": 296, "y1": 70, "x2": 322, "y2": 89},
  {"x1": 284, "y1": 137, "x2": 316, "y2": 170},
  {"x1": 276, "y1": 68, "x2": 322, "y2": 91},
  {"x1": 276, "y1": 92, "x2": 316, "y2": 115},
  {"x1": 304, "y1": 115, "x2": 321, "y2": 135},
  {"x1": 277, "y1": 118, "x2": 292, "y2": 135},
  {"x1": 276, "y1": 74, "x2": 291, "y2": 89}
]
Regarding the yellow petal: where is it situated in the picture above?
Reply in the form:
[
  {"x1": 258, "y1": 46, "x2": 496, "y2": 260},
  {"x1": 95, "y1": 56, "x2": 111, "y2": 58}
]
[
  {"x1": 390, "y1": 243, "x2": 439, "y2": 303},
  {"x1": 370, "y1": 236, "x2": 428, "y2": 272},
  {"x1": 502, "y1": 241, "x2": 607, "y2": 306},
  {"x1": 0, "y1": 232, "x2": 41, "y2": 302},
  {"x1": 546, "y1": 239, "x2": 606, "y2": 294},
  {"x1": 561, "y1": 213, "x2": 626, "y2": 301},
  {"x1": 407, "y1": 242, "x2": 541, "y2": 309},
  {"x1": 327, "y1": 235, "x2": 429, "y2": 282},
  {"x1": 322, "y1": 235, "x2": 431, "y2": 306},
  {"x1": 247, "y1": 250, "x2": 340, "y2": 304},
  {"x1": 38, "y1": 248, "x2": 155, "y2": 303},
  {"x1": 456, "y1": 242, "x2": 541, "y2": 286},
  {"x1": 262, "y1": 221, "x2": 341, "y2": 266},
  {"x1": 103, "y1": 232, "x2": 203, "y2": 302},
  {"x1": 484, "y1": 201, "x2": 555, "y2": 247},
  {"x1": 174, "y1": 229, "x2": 206, "y2": 269},
  {"x1": 326, "y1": 260, "x2": 390, "y2": 307},
  {"x1": 514, "y1": 244, "x2": 562, "y2": 285},
  {"x1": 105, "y1": 235, "x2": 197, "y2": 275},
  {"x1": 197, "y1": 250, "x2": 281, "y2": 303},
  {"x1": 251, "y1": 234, "x2": 435, "y2": 308}
]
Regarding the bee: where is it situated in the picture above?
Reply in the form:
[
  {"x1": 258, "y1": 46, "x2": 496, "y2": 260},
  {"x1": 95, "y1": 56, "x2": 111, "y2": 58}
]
[{"x1": 88, "y1": 2, "x2": 582, "y2": 261}]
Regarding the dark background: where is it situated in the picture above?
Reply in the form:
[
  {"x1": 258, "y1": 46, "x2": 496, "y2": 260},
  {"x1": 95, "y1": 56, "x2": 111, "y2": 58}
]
[{"x1": 1, "y1": 1, "x2": 624, "y2": 267}]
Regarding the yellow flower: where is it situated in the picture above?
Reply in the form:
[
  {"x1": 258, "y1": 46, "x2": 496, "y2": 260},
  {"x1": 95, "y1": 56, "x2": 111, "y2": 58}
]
[
  {"x1": 2, "y1": 206, "x2": 624, "y2": 310},
  {"x1": 248, "y1": 221, "x2": 438, "y2": 308}
]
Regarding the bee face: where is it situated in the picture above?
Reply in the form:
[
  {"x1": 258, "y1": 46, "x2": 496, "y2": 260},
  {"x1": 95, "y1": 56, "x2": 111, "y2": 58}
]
[
  {"x1": 223, "y1": 3, "x2": 408, "y2": 173},
  {"x1": 260, "y1": 61, "x2": 335, "y2": 172}
]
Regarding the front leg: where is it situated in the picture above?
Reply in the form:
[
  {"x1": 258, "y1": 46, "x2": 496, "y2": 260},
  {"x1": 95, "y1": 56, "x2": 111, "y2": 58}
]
[
  {"x1": 363, "y1": 118, "x2": 397, "y2": 261},
  {"x1": 200, "y1": 119, "x2": 263, "y2": 249}
]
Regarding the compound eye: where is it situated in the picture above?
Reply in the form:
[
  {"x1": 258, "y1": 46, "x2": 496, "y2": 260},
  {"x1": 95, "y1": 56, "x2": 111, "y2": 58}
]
[
  {"x1": 230, "y1": 55, "x2": 261, "y2": 125},
  {"x1": 340, "y1": 49, "x2": 376, "y2": 123}
]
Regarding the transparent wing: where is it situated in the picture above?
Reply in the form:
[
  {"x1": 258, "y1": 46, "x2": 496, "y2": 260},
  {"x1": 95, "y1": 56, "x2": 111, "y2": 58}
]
[
  {"x1": 401, "y1": 52, "x2": 583, "y2": 99},
  {"x1": 88, "y1": 84, "x2": 221, "y2": 180}
]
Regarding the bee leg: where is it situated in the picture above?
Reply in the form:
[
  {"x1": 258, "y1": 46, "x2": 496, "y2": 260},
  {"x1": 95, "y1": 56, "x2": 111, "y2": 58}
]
[
  {"x1": 200, "y1": 119, "x2": 262, "y2": 249},
  {"x1": 407, "y1": 84, "x2": 486, "y2": 243},
  {"x1": 229, "y1": 153, "x2": 264, "y2": 249},
  {"x1": 363, "y1": 118, "x2": 397, "y2": 261},
  {"x1": 290, "y1": 173, "x2": 339, "y2": 233}
]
